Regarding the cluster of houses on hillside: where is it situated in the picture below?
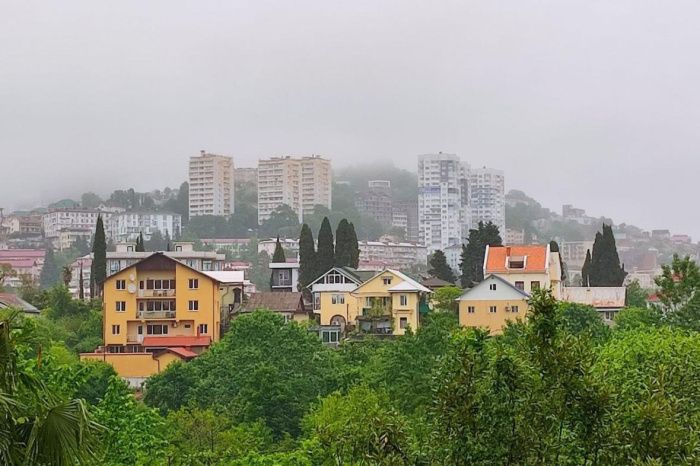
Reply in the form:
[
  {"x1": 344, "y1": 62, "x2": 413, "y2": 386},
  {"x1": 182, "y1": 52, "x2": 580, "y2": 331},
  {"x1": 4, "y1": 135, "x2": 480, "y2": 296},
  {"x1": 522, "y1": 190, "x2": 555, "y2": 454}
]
[{"x1": 79, "y1": 242, "x2": 628, "y2": 387}]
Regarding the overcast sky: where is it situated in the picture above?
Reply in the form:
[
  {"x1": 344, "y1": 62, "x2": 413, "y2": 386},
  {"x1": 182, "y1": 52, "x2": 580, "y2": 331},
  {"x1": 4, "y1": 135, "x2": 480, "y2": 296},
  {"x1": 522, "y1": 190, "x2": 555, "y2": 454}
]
[{"x1": 1, "y1": 1, "x2": 699, "y2": 237}]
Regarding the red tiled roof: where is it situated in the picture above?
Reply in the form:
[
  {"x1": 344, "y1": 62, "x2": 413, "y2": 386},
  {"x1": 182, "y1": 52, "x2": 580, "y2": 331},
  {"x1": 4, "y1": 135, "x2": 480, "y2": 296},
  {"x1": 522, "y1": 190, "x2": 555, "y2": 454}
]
[
  {"x1": 163, "y1": 347, "x2": 198, "y2": 359},
  {"x1": 0, "y1": 249, "x2": 45, "y2": 258},
  {"x1": 142, "y1": 336, "x2": 211, "y2": 347},
  {"x1": 0, "y1": 259, "x2": 39, "y2": 268},
  {"x1": 485, "y1": 245, "x2": 548, "y2": 273}
]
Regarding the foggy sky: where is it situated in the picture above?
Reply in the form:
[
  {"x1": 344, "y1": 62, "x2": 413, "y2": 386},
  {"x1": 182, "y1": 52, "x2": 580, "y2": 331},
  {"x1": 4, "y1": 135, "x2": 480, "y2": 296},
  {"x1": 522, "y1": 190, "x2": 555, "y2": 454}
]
[{"x1": 1, "y1": 1, "x2": 699, "y2": 237}]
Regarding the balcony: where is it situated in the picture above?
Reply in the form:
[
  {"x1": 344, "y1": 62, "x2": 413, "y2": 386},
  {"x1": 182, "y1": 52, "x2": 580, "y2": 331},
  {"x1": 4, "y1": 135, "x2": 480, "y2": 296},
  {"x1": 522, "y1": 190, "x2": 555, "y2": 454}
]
[
  {"x1": 272, "y1": 279, "x2": 293, "y2": 288},
  {"x1": 138, "y1": 289, "x2": 176, "y2": 298},
  {"x1": 136, "y1": 310, "x2": 176, "y2": 319}
]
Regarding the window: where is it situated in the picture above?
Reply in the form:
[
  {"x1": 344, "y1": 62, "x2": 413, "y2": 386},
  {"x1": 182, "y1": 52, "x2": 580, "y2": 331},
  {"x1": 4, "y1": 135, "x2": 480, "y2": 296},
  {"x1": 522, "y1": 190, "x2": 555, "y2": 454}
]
[
  {"x1": 139, "y1": 280, "x2": 144, "y2": 290},
  {"x1": 116, "y1": 279, "x2": 126, "y2": 290},
  {"x1": 322, "y1": 330, "x2": 339, "y2": 343},
  {"x1": 511, "y1": 305, "x2": 519, "y2": 313},
  {"x1": 198, "y1": 324, "x2": 208, "y2": 334},
  {"x1": 146, "y1": 279, "x2": 154, "y2": 290},
  {"x1": 399, "y1": 317, "x2": 408, "y2": 329},
  {"x1": 313, "y1": 293, "x2": 321, "y2": 310},
  {"x1": 467, "y1": 306, "x2": 475, "y2": 314},
  {"x1": 203, "y1": 260, "x2": 212, "y2": 271},
  {"x1": 111, "y1": 325, "x2": 120, "y2": 335},
  {"x1": 188, "y1": 278, "x2": 199, "y2": 289},
  {"x1": 399, "y1": 295, "x2": 408, "y2": 306},
  {"x1": 137, "y1": 326, "x2": 143, "y2": 335},
  {"x1": 489, "y1": 306, "x2": 497, "y2": 313},
  {"x1": 331, "y1": 294, "x2": 345, "y2": 305},
  {"x1": 489, "y1": 283, "x2": 497, "y2": 291},
  {"x1": 146, "y1": 324, "x2": 168, "y2": 335},
  {"x1": 530, "y1": 281, "x2": 540, "y2": 291},
  {"x1": 515, "y1": 281, "x2": 524, "y2": 290},
  {"x1": 115, "y1": 301, "x2": 126, "y2": 312},
  {"x1": 382, "y1": 277, "x2": 392, "y2": 285},
  {"x1": 188, "y1": 300, "x2": 199, "y2": 311}
]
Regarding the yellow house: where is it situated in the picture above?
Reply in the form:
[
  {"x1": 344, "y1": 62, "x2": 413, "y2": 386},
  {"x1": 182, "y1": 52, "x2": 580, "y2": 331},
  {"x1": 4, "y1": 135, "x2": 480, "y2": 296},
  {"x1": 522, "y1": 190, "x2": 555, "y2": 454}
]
[
  {"x1": 457, "y1": 274, "x2": 530, "y2": 334},
  {"x1": 81, "y1": 253, "x2": 221, "y2": 386},
  {"x1": 311, "y1": 267, "x2": 431, "y2": 336}
]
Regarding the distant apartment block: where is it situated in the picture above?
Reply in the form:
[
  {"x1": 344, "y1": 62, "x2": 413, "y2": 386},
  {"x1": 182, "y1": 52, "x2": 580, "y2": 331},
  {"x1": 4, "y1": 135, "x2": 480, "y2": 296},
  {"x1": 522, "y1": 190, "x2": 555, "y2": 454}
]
[
  {"x1": 0, "y1": 249, "x2": 45, "y2": 288},
  {"x1": 418, "y1": 153, "x2": 469, "y2": 253},
  {"x1": 106, "y1": 212, "x2": 182, "y2": 243},
  {"x1": 358, "y1": 240, "x2": 428, "y2": 270},
  {"x1": 188, "y1": 150, "x2": 235, "y2": 217},
  {"x1": 505, "y1": 228, "x2": 525, "y2": 245},
  {"x1": 393, "y1": 200, "x2": 419, "y2": 243},
  {"x1": 5, "y1": 215, "x2": 42, "y2": 236},
  {"x1": 355, "y1": 180, "x2": 393, "y2": 227},
  {"x1": 560, "y1": 241, "x2": 594, "y2": 272},
  {"x1": 468, "y1": 167, "x2": 505, "y2": 235},
  {"x1": 43, "y1": 208, "x2": 110, "y2": 240},
  {"x1": 257, "y1": 155, "x2": 331, "y2": 224},
  {"x1": 562, "y1": 204, "x2": 592, "y2": 225}
]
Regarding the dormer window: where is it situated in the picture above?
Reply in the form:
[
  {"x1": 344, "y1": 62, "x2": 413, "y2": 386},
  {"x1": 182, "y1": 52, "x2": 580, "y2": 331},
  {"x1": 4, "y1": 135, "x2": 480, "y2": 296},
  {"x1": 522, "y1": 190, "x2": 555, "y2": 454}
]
[
  {"x1": 489, "y1": 283, "x2": 497, "y2": 291},
  {"x1": 507, "y1": 255, "x2": 526, "y2": 269},
  {"x1": 382, "y1": 277, "x2": 392, "y2": 285}
]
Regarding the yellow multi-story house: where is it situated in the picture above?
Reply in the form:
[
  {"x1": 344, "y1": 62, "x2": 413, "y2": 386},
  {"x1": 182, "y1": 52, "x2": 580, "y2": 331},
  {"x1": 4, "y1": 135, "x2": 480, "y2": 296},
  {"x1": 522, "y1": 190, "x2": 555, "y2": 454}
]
[
  {"x1": 457, "y1": 274, "x2": 530, "y2": 334},
  {"x1": 81, "y1": 253, "x2": 222, "y2": 386},
  {"x1": 311, "y1": 267, "x2": 431, "y2": 336}
]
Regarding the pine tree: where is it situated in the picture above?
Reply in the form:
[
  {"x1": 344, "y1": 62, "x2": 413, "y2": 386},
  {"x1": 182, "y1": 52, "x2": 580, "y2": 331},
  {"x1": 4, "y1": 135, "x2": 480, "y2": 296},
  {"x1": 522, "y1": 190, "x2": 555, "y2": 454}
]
[
  {"x1": 581, "y1": 249, "x2": 592, "y2": 287},
  {"x1": 136, "y1": 232, "x2": 145, "y2": 252},
  {"x1": 348, "y1": 222, "x2": 360, "y2": 269},
  {"x1": 299, "y1": 224, "x2": 317, "y2": 288},
  {"x1": 429, "y1": 250, "x2": 456, "y2": 283},
  {"x1": 90, "y1": 215, "x2": 107, "y2": 298},
  {"x1": 39, "y1": 245, "x2": 60, "y2": 289},
  {"x1": 316, "y1": 217, "x2": 335, "y2": 277},
  {"x1": 460, "y1": 221, "x2": 503, "y2": 288},
  {"x1": 589, "y1": 224, "x2": 627, "y2": 286},
  {"x1": 334, "y1": 219, "x2": 352, "y2": 267},
  {"x1": 272, "y1": 236, "x2": 286, "y2": 263}
]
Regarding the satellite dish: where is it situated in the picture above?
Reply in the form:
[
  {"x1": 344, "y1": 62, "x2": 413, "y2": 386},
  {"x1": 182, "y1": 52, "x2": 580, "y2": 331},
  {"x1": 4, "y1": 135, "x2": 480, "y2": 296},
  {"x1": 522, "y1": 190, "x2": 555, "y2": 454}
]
[{"x1": 127, "y1": 284, "x2": 137, "y2": 294}]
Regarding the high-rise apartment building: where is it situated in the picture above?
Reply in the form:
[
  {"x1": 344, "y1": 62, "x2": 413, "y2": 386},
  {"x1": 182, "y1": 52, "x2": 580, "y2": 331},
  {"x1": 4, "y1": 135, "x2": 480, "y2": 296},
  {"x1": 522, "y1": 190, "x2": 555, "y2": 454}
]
[
  {"x1": 418, "y1": 153, "x2": 470, "y2": 253},
  {"x1": 468, "y1": 167, "x2": 505, "y2": 235},
  {"x1": 257, "y1": 156, "x2": 331, "y2": 224},
  {"x1": 355, "y1": 180, "x2": 393, "y2": 227},
  {"x1": 188, "y1": 151, "x2": 235, "y2": 217}
]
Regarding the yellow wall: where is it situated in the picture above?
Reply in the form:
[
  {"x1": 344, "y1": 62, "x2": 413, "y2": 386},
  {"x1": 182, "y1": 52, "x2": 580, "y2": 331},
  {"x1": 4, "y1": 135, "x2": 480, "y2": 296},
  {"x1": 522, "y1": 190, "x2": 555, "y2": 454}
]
[
  {"x1": 80, "y1": 352, "x2": 182, "y2": 378},
  {"x1": 458, "y1": 298, "x2": 529, "y2": 334},
  {"x1": 102, "y1": 259, "x2": 221, "y2": 348},
  {"x1": 317, "y1": 291, "x2": 354, "y2": 325}
]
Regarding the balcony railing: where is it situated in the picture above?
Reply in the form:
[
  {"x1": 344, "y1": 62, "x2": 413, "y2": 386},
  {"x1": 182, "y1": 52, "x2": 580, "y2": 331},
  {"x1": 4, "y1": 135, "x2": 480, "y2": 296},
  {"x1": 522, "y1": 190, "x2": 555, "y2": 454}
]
[
  {"x1": 272, "y1": 279, "x2": 292, "y2": 287},
  {"x1": 138, "y1": 289, "x2": 176, "y2": 298},
  {"x1": 137, "y1": 310, "x2": 176, "y2": 319}
]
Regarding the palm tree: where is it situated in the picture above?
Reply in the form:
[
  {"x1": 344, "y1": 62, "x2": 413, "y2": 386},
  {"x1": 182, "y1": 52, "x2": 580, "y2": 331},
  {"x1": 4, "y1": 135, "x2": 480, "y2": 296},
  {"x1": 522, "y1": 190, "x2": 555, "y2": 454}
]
[{"x1": 0, "y1": 312, "x2": 101, "y2": 464}]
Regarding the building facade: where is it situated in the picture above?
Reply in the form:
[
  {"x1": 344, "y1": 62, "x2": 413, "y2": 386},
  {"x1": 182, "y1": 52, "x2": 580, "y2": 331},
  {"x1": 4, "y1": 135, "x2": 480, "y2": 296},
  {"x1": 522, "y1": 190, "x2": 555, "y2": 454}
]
[
  {"x1": 418, "y1": 153, "x2": 469, "y2": 253},
  {"x1": 106, "y1": 212, "x2": 182, "y2": 243},
  {"x1": 188, "y1": 150, "x2": 235, "y2": 217},
  {"x1": 42, "y1": 208, "x2": 109, "y2": 240},
  {"x1": 257, "y1": 156, "x2": 332, "y2": 224},
  {"x1": 484, "y1": 244, "x2": 563, "y2": 298},
  {"x1": 358, "y1": 240, "x2": 428, "y2": 270},
  {"x1": 468, "y1": 167, "x2": 505, "y2": 235},
  {"x1": 457, "y1": 274, "x2": 530, "y2": 333},
  {"x1": 80, "y1": 253, "x2": 222, "y2": 385},
  {"x1": 355, "y1": 181, "x2": 393, "y2": 227}
]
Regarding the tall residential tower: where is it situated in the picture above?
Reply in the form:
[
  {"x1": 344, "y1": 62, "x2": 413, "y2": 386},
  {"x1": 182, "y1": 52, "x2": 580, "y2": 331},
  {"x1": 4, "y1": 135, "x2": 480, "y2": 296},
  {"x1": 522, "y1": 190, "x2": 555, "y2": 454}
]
[{"x1": 188, "y1": 151, "x2": 235, "y2": 217}]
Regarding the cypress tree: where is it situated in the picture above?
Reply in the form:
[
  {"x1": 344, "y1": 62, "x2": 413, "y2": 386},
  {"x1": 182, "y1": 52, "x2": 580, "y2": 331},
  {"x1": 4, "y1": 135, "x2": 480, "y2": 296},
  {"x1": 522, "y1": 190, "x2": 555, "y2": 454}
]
[
  {"x1": 136, "y1": 232, "x2": 145, "y2": 252},
  {"x1": 460, "y1": 221, "x2": 503, "y2": 288},
  {"x1": 589, "y1": 224, "x2": 627, "y2": 286},
  {"x1": 581, "y1": 249, "x2": 592, "y2": 287},
  {"x1": 78, "y1": 263, "x2": 85, "y2": 300},
  {"x1": 334, "y1": 219, "x2": 352, "y2": 267},
  {"x1": 348, "y1": 222, "x2": 360, "y2": 269},
  {"x1": 549, "y1": 240, "x2": 567, "y2": 281},
  {"x1": 91, "y1": 214, "x2": 107, "y2": 298},
  {"x1": 39, "y1": 245, "x2": 60, "y2": 289},
  {"x1": 316, "y1": 217, "x2": 335, "y2": 277},
  {"x1": 272, "y1": 236, "x2": 286, "y2": 263},
  {"x1": 299, "y1": 224, "x2": 317, "y2": 288},
  {"x1": 429, "y1": 250, "x2": 456, "y2": 283}
]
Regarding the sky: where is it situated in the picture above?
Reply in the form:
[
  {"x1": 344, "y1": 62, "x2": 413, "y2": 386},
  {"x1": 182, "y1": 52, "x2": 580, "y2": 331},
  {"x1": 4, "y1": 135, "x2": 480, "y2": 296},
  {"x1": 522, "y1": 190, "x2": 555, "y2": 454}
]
[{"x1": 1, "y1": 1, "x2": 699, "y2": 237}]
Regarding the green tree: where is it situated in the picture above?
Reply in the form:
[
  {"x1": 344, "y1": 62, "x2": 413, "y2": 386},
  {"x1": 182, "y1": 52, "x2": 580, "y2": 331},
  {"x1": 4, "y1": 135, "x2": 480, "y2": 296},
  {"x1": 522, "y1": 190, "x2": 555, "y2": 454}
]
[
  {"x1": 90, "y1": 214, "x2": 107, "y2": 298},
  {"x1": 460, "y1": 221, "x2": 502, "y2": 288},
  {"x1": 80, "y1": 191, "x2": 103, "y2": 208},
  {"x1": 316, "y1": 217, "x2": 335, "y2": 277},
  {"x1": 348, "y1": 222, "x2": 360, "y2": 268},
  {"x1": 428, "y1": 250, "x2": 456, "y2": 283},
  {"x1": 40, "y1": 245, "x2": 60, "y2": 288},
  {"x1": 581, "y1": 248, "x2": 592, "y2": 286},
  {"x1": 432, "y1": 285, "x2": 462, "y2": 312},
  {"x1": 589, "y1": 224, "x2": 627, "y2": 286},
  {"x1": 271, "y1": 236, "x2": 286, "y2": 263},
  {"x1": 626, "y1": 279, "x2": 648, "y2": 307},
  {"x1": 614, "y1": 306, "x2": 662, "y2": 331},
  {"x1": 558, "y1": 302, "x2": 610, "y2": 342},
  {"x1": 655, "y1": 254, "x2": 700, "y2": 313},
  {"x1": 334, "y1": 219, "x2": 353, "y2": 268},
  {"x1": 260, "y1": 204, "x2": 300, "y2": 238},
  {"x1": 135, "y1": 232, "x2": 145, "y2": 252}
]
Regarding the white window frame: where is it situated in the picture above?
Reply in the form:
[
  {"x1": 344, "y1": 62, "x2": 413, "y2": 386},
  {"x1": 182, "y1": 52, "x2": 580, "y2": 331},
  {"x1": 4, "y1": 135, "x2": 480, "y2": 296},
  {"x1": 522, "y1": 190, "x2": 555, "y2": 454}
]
[
  {"x1": 116, "y1": 280, "x2": 126, "y2": 290},
  {"x1": 467, "y1": 306, "x2": 475, "y2": 314},
  {"x1": 188, "y1": 278, "x2": 199, "y2": 289},
  {"x1": 115, "y1": 301, "x2": 126, "y2": 312},
  {"x1": 399, "y1": 295, "x2": 408, "y2": 307},
  {"x1": 188, "y1": 300, "x2": 199, "y2": 311}
]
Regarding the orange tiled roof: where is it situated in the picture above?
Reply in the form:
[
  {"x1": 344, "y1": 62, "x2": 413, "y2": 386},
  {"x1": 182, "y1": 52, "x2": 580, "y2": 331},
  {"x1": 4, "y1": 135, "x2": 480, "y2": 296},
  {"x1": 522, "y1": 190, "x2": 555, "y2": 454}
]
[
  {"x1": 142, "y1": 336, "x2": 211, "y2": 348},
  {"x1": 163, "y1": 347, "x2": 198, "y2": 359},
  {"x1": 485, "y1": 245, "x2": 548, "y2": 273}
]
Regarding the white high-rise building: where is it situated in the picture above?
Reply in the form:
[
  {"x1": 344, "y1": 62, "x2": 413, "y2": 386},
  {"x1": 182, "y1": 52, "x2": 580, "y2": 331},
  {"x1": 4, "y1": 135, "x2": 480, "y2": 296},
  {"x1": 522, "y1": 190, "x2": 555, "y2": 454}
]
[
  {"x1": 257, "y1": 155, "x2": 332, "y2": 224},
  {"x1": 468, "y1": 167, "x2": 505, "y2": 235},
  {"x1": 188, "y1": 151, "x2": 235, "y2": 217},
  {"x1": 418, "y1": 153, "x2": 469, "y2": 253}
]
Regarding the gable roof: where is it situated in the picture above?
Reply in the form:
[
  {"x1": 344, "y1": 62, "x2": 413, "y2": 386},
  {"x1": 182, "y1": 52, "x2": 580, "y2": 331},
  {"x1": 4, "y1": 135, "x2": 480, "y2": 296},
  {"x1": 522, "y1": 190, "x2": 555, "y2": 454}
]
[
  {"x1": 0, "y1": 293, "x2": 40, "y2": 314},
  {"x1": 457, "y1": 274, "x2": 530, "y2": 301},
  {"x1": 421, "y1": 277, "x2": 455, "y2": 288},
  {"x1": 240, "y1": 292, "x2": 306, "y2": 313},
  {"x1": 104, "y1": 252, "x2": 220, "y2": 284},
  {"x1": 485, "y1": 245, "x2": 549, "y2": 274},
  {"x1": 308, "y1": 266, "x2": 373, "y2": 288},
  {"x1": 159, "y1": 347, "x2": 198, "y2": 359},
  {"x1": 561, "y1": 287, "x2": 626, "y2": 309},
  {"x1": 354, "y1": 268, "x2": 432, "y2": 293}
]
